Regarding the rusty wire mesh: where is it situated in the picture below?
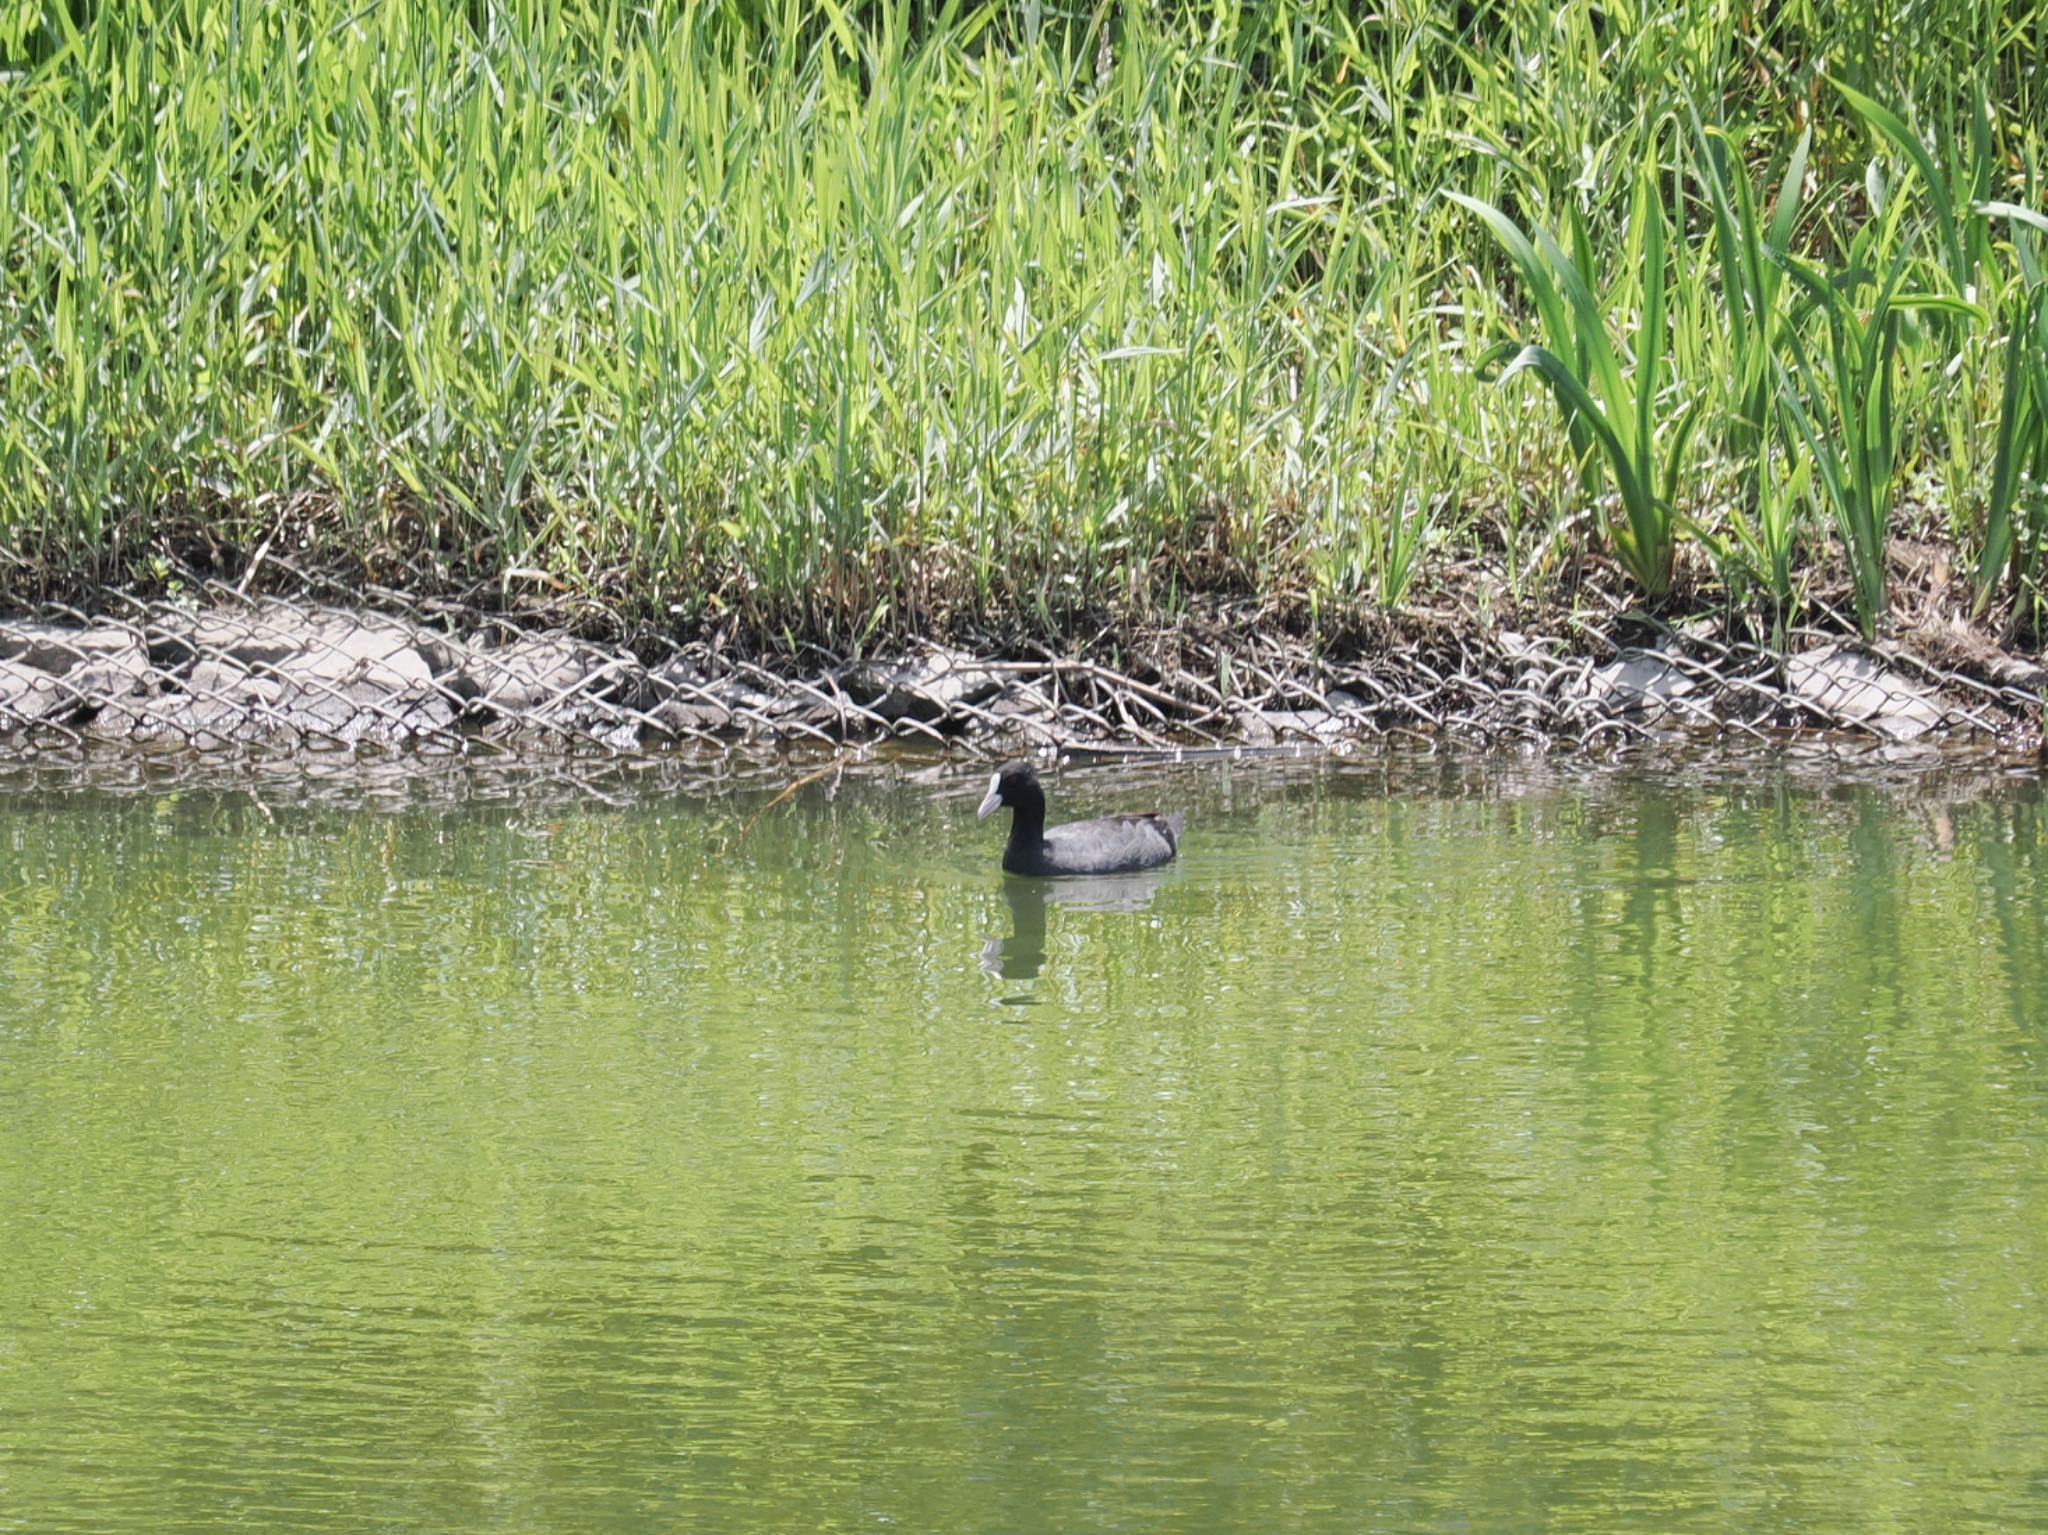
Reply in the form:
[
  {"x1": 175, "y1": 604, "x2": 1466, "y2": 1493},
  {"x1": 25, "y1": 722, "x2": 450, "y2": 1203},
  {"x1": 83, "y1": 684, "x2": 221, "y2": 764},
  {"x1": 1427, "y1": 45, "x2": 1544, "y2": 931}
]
[{"x1": 2, "y1": 579, "x2": 2043, "y2": 763}]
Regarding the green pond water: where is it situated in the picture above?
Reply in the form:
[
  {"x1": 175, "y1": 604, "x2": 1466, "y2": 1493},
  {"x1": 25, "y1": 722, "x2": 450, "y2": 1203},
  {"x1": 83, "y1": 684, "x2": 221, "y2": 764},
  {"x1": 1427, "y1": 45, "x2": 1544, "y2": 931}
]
[{"x1": 2, "y1": 751, "x2": 2045, "y2": 1533}]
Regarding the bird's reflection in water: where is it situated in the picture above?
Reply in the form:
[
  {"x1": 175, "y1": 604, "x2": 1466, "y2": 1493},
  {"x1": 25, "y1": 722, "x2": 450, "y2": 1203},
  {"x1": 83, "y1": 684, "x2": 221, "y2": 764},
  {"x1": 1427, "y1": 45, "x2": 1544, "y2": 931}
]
[{"x1": 980, "y1": 869, "x2": 1169, "y2": 986}]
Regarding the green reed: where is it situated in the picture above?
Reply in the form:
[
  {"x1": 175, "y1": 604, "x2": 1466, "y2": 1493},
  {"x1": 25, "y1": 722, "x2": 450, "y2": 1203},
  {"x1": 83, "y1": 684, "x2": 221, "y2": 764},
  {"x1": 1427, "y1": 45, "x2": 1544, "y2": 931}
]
[
  {"x1": 1973, "y1": 205, "x2": 2048, "y2": 620},
  {"x1": 1452, "y1": 152, "x2": 1703, "y2": 599},
  {"x1": 1690, "y1": 116, "x2": 1809, "y2": 610},
  {"x1": 0, "y1": 1, "x2": 2043, "y2": 644}
]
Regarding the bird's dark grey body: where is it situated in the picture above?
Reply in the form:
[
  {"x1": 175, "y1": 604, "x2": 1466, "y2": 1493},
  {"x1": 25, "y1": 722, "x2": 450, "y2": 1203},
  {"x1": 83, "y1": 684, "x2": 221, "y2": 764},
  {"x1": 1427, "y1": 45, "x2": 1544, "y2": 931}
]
[{"x1": 976, "y1": 761, "x2": 1184, "y2": 876}]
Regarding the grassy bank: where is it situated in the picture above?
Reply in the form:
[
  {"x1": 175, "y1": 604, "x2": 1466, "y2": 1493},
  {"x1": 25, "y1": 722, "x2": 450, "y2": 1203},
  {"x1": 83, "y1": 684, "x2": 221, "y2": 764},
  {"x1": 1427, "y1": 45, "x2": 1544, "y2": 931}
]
[{"x1": 1, "y1": 1, "x2": 2044, "y2": 650}]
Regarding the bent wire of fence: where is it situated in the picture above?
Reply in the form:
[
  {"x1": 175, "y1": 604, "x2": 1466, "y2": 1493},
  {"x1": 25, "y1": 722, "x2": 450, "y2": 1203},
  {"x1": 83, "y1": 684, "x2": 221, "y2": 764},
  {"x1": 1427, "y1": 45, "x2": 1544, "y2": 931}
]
[{"x1": 2, "y1": 582, "x2": 2043, "y2": 762}]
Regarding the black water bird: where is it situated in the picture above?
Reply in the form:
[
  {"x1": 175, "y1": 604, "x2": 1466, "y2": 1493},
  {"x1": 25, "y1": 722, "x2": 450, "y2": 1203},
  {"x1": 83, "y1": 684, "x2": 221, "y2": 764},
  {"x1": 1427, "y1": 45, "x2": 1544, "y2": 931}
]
[{"x1": 975, "y1": 760, "x2": 1185, "y2": 876}]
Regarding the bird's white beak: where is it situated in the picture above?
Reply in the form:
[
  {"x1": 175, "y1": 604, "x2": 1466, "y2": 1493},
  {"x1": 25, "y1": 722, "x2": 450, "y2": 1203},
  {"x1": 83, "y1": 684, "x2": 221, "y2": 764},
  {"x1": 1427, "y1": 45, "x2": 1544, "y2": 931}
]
[{"x1": 976, "y1": 773, "x2": 1003, "y2": 820}]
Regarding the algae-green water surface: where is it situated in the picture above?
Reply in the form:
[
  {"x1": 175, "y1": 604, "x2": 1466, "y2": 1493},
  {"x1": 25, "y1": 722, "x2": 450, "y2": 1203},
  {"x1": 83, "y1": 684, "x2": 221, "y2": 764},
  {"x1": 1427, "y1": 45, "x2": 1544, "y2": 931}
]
[{"x1": 2, "y1": 754, "x2": 2045, "y2": 1533}]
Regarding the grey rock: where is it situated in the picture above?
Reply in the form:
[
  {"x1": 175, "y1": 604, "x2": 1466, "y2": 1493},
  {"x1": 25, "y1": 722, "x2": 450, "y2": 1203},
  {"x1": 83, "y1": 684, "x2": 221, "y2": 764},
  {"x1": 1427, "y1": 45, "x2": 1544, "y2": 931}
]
[
  {"x1": 647, "y1": 699, "x2": 736, "y2": 736},
  {"x1": 297, "y1": 683, "x2": 457, "y2": 744},
  {"x1": 643, "y1": 661, "x2": 735, "y2": 734},
  {"x1": 5, "y1": 659, "x2": 149, "y2": 727},
  {"x1": 980, "y1": 689, "x2": 1052, "y2": 724},
  {"x1": 186, "y1": 656, "x2": 283, "y2": 706},
  {"x1": 1988, "y1": 654, "x2": 2048, "y2": 693},
  {"x1": 1786, "y1": 645, "x2": 1947, "y2": 740},
  {"x1": 1, "y1": 657, "x2": 71, "y2": 723},
  {"x1": 170, "y1": 651, "x2": 454, "y2": 745},
  {"x1": 1238, "y1": 707, "x2": 1349, "y2": 745},
  {"x1": 0, "y1": 620, "x2": 141, "y2": 674},
  {"x1": 282, "y1": 615, "x2": 432, "y2": 692},
  {"x1": 978, "y1": 690, "x2": 1060, "y2": 744},
  {"x1": 1570, "y1": 648, "x2": 1697, "y2": 718},
  {"x1": 425, "y1": 639, "x2": 484, "y2": 702},
  {"x1": 116, "y1": 675, "x2": 269, "y2": 745},
  {"x1": 407, "y1": 629, "x2": 467, "y2": 682},
  {"x1": 770, "y1": 694, "x2": 846, "y2": 735},
  {"x1": 461, "y1": 635, "x2": 611, "y2": 715},
  {"x1": 137, "y1": 657, "x2": 285, "y2": 744},
  {"x1": 689, "y1": 674, "x2": 779, "y2": 728},
  {"x1": 295, "y1": 682, "x2": 456, "y2": 745},
  {"x1": 846, "y1": 647, "x2": 1002, "y2": 722},
  {"x1": 0, "y1": 627, "x2": 154, "y2": 730},
  {"x1": 87, "y1": 605, "x2": 457, "y2": 743},
  {"x1": 70, "y1": 641, "x2": 153, "y2": 700},
  {"x1": 645, "y1": 656, "x2": 707, "y2": 692},
  {"x1": 146, "y1": 608, "x2": 307, "y2": 672}
]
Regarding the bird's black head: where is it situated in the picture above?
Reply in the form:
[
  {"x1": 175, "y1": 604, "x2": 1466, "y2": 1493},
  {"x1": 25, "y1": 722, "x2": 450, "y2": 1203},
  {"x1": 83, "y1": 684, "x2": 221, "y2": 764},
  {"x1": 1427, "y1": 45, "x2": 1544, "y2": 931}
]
[{"x1": 976, "y1": 759, "x2": 1043, "y2": 820}]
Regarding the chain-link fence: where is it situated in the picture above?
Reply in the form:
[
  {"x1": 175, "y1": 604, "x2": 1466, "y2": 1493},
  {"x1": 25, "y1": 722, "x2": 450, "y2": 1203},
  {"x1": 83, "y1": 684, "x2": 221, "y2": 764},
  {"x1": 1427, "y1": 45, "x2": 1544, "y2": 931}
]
[{"x1": 2, "y1": 584, "x2": 2043, "y2": 760}]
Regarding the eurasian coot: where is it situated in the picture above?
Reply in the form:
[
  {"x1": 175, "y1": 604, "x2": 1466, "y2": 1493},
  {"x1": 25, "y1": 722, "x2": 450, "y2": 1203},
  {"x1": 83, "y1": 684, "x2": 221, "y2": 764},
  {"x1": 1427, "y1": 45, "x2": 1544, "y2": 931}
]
[{"x1": 976, "y1": 760, "x2": 1184, "y2": 876}]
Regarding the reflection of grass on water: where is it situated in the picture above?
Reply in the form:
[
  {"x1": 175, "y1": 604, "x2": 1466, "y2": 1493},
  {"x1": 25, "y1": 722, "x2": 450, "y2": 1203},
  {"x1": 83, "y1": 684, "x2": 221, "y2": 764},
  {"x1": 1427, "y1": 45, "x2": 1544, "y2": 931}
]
[{"x1": 2, "y1": 3, "x2": 2044, "y2": 646}]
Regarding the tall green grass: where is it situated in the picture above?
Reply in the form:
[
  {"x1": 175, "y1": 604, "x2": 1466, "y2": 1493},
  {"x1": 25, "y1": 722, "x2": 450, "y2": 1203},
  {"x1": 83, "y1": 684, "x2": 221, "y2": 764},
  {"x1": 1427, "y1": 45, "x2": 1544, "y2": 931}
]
[
  {"x1": 1452, "y1": 150, "x2": 1704, "y2": 599},
  {"x1": 1, "y1": 1, "x2": 2044, "y2": 646},
  {"x1": 1976, "y1": 206, "x2": 2048, "y2": 628},
  {"x1": 1691, "y1": 116, "x2": 1809, "y2": 612}
]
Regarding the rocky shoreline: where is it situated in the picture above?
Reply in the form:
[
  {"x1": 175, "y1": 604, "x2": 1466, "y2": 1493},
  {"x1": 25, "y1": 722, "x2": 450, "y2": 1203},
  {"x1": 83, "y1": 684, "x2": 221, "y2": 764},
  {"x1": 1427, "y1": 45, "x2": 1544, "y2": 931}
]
[{"x1": 4, "y1": 590, "x2": 2045, "y2": 763}]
